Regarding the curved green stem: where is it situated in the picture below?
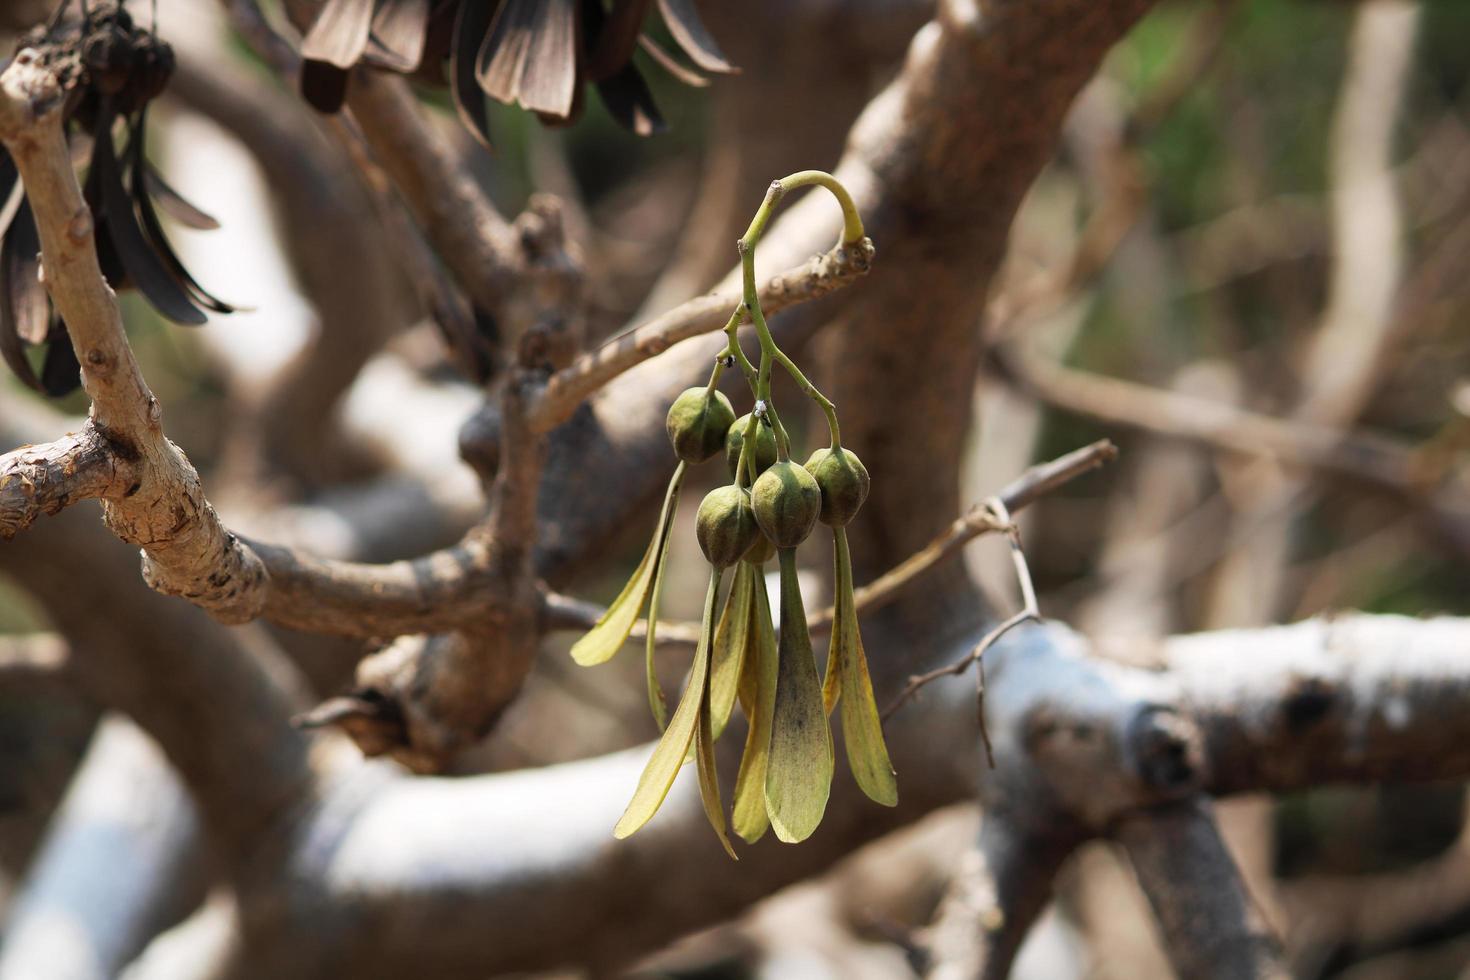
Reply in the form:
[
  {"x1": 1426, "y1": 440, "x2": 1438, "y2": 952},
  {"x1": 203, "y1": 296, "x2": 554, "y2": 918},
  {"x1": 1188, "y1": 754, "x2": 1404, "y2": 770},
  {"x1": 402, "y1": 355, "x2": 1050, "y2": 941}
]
[
  {"x1": 739, "y1": 171, "x2": 865, "y2": 248},
  {"x1": 767, "y1": 404, "x2": 791, "y2": 462},
  {"x1": 773, "y1": 348, "x2": 841, "y2": 450},
  {"x1": 778, "y1": 170, "x2": 865, "y2": 245},
  {"x1": 705, "y1": 352, "x2": 726, "y2": 392},
  {"x1": 722, "y1": 313, "x2": 760, "y2": 394},
  {"x1": 730, "y1": 171, "x2": 862, "y2": 455},
  {"x1": 735, "y1": 412, "x2": 760, "y2": 487}
]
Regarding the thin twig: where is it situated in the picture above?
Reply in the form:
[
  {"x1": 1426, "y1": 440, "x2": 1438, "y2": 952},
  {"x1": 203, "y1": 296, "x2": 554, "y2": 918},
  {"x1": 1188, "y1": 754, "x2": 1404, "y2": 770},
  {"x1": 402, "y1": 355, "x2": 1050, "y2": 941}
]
[
  {"x1": 995, "y1": 346, "x2": 1441, "y2": 496},
  {"x1": 883, "y1": 497, "x2": 1043, "y2": 724}
]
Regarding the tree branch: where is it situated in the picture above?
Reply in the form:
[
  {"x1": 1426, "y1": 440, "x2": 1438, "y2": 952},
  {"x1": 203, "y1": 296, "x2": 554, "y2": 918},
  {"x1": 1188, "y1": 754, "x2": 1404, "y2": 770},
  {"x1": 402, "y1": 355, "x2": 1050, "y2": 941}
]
[
  {"x1": 0, "y1": 502, "x2": 315, "y2": 850},
  {"x1": 995, "y1": 348, "x2": 1432, "y2": 496},
  {"x1": 1117, "y1": 799, "x2": 1288, "y2": 979},
  {"x1": 531, "y1": 239, "x2": 876, "y2": 431},
  {"x1": 212, "y1": 612, "x2": 1470, "y2": 976},
  {"x1": 341, "y1": 70, "x2": 522, "y2": 324},
  {"x1": 0, "y1": 425, "x2": 138, "y2": 540},
  {"x1": 0, "y1": 52, "x2": 267, "y2": 624},
  {"x1": 823, "y1": 0, "x2": 1155, "y2": 601},
  {"x1": 1169, "y1": 613, "x2": 1470, "y2": 793},
  {"x1": 924, "y1": 814, "x2": 1078, "y2": 980},
  {"x1": 0, "y1": 717, "x2": 204, "y2": 980}
]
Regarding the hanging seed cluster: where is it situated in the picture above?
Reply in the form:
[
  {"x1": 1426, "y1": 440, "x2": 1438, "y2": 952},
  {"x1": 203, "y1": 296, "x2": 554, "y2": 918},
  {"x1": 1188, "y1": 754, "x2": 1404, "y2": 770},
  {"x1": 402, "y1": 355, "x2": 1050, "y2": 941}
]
[
  {"x1": 0, "y1": 1, "x2": 236, "y2": 397},
  {"x1": 297, "y1": 0, "x2": 734, "y2": 142},
  {"x1": 572, "y1": 173, "x2": 892, "y2": 856}
]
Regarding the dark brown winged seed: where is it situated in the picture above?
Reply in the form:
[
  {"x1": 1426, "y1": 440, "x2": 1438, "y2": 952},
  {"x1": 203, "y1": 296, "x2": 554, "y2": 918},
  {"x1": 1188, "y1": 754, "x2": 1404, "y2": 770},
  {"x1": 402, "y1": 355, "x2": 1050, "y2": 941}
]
[
  {"x1": 0, "y1": 153, "x2": 21, "y2": 239},
  {"x1": 302, "y1": 0, "x2": 377, "y2": 69},
  {"x1": 517, "y1": 0, "x2": 579, "y2": 120},
  {"x1": 94, "y1": 114, "x2": 207, "y2": 325},
  {"x1": 596, "y1": 62, "x2": 665, "y2": 137},
  {"x1": 477, "y1": 0, "x2": 579, "y2": 119},
  {"x1": 300, "y1": 0, "x2": 376, "y2": 111},
  {"x1": 657, "y1": 0, "x2": 733, "y2": 73},
  {"x1": 129, "y1": 112, "x2": 234, "y2": 314},
  {"x1": 142, "y1": 166, "x2": 221, "y2": 231},
  {"x1": 7, "y1": 203, "x2": 48, "y2": 347},
  {"x1": 366, "y1": 0, "x2": 431, "y2": 72},
  {"x1": 586, "y1": 0, "x2": 652, "y2": 82},
  {"x1": 0, "y1": 3, "x2": 233, "y2": 394},
  {"x1": 39, "y1": 316, "x2": 81, "y2": 398},
  {"x1": 636, "y1": 34, "x2": 708, "y2": 88},
  {"x1": 451, "y1": 0, "x2": 497, "y2": 146},
  {"x1": 0, "y1": 217, "x2": 43, "y2": 392}
]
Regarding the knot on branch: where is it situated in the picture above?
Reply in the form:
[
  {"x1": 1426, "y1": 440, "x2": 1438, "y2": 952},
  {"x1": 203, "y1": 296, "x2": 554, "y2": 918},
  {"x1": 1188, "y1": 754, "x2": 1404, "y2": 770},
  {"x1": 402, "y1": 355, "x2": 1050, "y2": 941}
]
[
  {"x1": 1123, "y1": 705, "x2": 1204, "y2": 796},
  {"x1": 819, "y1": 236, "x2": 877, "y2": 283},
  {"x1": 138, "y1": 520, "x2": 269, "y2": 625},
  {"x1": 1001, "y1": 627, "x2": 1207, "y2": 828},
  {"x1": 0, "y1": 49, "x2": 67, "y2": 138},
  {"x1": 508, "y1": 195, "x2": 586, "y2": 373},
  {"x1": 309, "y1": 623, "x2": 539, "y2": 773},
  {"x1": 458, "y1": 402, "x2": 501, "y2": 488},
  {"x1": 1018, "y1": 699, "x2": 1206, "y2": 826}
]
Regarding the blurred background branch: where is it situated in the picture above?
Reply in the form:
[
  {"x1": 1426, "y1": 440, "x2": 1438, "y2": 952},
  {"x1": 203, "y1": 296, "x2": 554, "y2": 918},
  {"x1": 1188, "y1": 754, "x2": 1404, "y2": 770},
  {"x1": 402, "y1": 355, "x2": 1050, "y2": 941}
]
[{"x1": 0, "y1": 0, "x2": 1466, "y2": 976}]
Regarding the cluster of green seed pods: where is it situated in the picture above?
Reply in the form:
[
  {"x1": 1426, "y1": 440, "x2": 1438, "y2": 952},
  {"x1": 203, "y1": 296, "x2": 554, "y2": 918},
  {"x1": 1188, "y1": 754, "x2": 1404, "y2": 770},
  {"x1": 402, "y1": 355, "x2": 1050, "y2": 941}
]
[
  {"x1": 571, "y1": 172, "x2": 889, "y2": 854},
  {"x1": 571, "y1": 385, "x2": 895, "y2": 854}
]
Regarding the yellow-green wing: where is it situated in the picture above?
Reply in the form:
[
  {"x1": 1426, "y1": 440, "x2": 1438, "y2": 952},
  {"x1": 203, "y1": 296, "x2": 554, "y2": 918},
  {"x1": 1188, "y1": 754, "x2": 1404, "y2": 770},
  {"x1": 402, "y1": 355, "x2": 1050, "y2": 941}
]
[
  {"x1": 572, "y1": 462, "x2": 686, "y2": 667},
  {"x1": 710, "y1": 560, "x2": 755, "y2": 739},
  {"x1": 614, "y1": 565, "x2": 721, "y2": 839},
  {"x1": 765, "y1": 548, "x2": 834, "y2": 843},
  {"x1": 696, "y1": 637, "x2": 739, "y2": 860}
]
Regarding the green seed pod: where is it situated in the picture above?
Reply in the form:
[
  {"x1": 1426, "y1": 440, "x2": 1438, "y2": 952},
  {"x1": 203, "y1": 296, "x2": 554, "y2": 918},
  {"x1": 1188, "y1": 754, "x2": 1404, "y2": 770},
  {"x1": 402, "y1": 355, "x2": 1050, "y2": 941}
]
[
  {"x1": 667, "y1": 388, "x2": 737, "y2": 464},
  {"x1": 743, "y1": 530, "x2": 777, "y2": 565},
  {"x1": 725, "y1": 413, "x2": 779, "y2": 482},
  {"x1": 751, "y1": 461, "x2": 822, "y2": 549},
  {"x1": 696, "y1": 485, "x2": 760, "y2": 569},
  {"x1": 805, "y1": 447, "x2": 870, "y2": 527}
]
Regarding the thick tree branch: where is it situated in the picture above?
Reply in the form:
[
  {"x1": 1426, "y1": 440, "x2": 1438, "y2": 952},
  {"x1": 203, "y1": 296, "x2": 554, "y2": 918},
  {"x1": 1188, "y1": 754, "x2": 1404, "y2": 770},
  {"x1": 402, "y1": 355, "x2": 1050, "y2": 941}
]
[
  {"x1": 924, "y1": 815, "x2": 1078, "y2": 980},
  {"x1": 822, "y1": 0, "x2": 1154, "y2": 605},
  {"x1": 341, "y1": 71, "x2": 521, "y2": 323},
  {"x1": 1169, "y1": 614, "x2": 1470, "y2": 793},
  {"x1": 235, "y1": 610, "x2": 991, "y2": 978},
  {"x1": 0, "y1": 502, "x2": 315, "y2": 851},
  {"x1": 0, "y1": 717, "x2": 204, "y2": 980},
  {"x1": 211, "y1": 612, "x2": 1470, "y2": 977},
  {"x1": 1117, "y1": 799, "x2": 1288, "y2": 979},
  {"x1": 0, "y1": 425, "x2": 138, "y2": 540},
  {"x1": 0, "y1": 52, "x2": 267, "y2": 624}
]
